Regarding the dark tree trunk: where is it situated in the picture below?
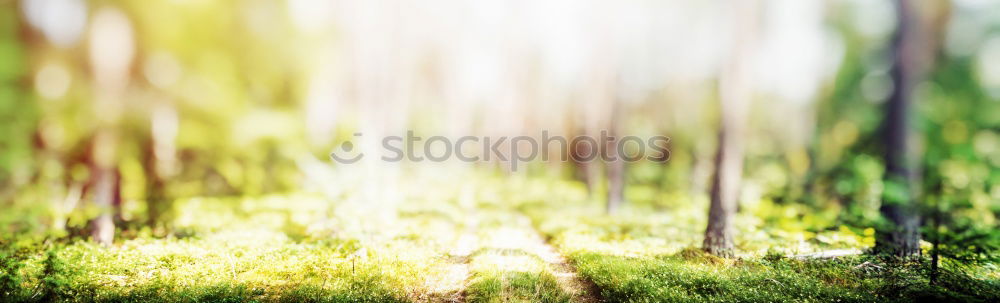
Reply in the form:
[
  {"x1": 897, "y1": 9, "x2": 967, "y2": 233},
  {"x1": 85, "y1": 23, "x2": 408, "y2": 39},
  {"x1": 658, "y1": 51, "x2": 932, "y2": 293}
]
[
  {"x1": 144, "y1": 138, "x2": 166, "y2": 227},
  {"x1": 703, "y1": 0, "x2": 757, "y2": 257},
  {"x1": 930, "y1": 207, "x2": 941, "y2": 284},
  {"x1": 703, "y1": 123, "x2": 745, "y2": 257},
  {"x1": 876, "y1": 0, "x2": 922, "y2": 258}
]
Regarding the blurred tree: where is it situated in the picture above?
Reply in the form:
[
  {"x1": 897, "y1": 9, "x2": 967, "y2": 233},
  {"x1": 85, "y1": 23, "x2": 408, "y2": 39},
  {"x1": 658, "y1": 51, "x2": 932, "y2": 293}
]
[
  {"x1": 84, "y1": 7, "x2": 136, "y2": 245},
  {"x1": 704, "y1": 0, "x2": 758, "y2": 257},
  {"x1": 875, "y1": 0, "x2": 924, "y2": 258},
  {"x1": 606, "y1": 102, "x2": 625, "y2": 214}
]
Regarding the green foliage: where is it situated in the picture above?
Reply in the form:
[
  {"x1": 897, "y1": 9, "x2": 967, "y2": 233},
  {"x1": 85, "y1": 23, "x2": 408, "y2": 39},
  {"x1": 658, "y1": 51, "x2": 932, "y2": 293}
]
[
  {"x1": 917, "y1": 57, "x2": 1000, "y2": 265},
  {"x1": 0, "y1": 4, "x2": 34, "y2": 186}
]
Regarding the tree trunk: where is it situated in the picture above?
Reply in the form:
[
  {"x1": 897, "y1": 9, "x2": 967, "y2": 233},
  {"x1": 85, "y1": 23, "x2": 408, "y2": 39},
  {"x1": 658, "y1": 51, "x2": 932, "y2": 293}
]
[
  {"x1": 704, "y1": 128, "x2": 745, "y2": 257},
  {"x1": 703, "y1": 0, "x2": 757, "y2": 257},
  {"x1": 86, "y1": 7, "x2": 134, "y2": 245},
  {"x1": 571, "y1": 126, "x2": 601, "y2": 198},
  {"x1": 89, "y1": 131, "x2": 118, "y2": 245},
  {"x1": 145, "y1": 103, "x2": 178, "y2": 228},
  {"x1": 930, "y1": 205, "x2": 941, "y2": 284},
  {"x1": 606, "y1": 163, "x2": 625, "y2": 214},
  {"x1": 89, "y1": 166, "x2": 117, "y2": 245},
  {"x1": 144, "y1": 138, "x2": 167, "y2": 227},
  {"x1": 606, "y1": 104, "x2": 625, "y2": 214},
  {"x1": 876, "y1": 0, "x2": 922, "y2": 258}
]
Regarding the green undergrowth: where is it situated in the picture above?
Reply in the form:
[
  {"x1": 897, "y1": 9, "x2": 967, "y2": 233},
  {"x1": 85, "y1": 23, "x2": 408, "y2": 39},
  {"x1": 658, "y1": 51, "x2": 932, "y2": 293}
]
[
  {"x1": 1, "y1": 191, "x2": 466, "y2": 303},
  {"x1": 466, "y1": 268, "x2": 570, "y2": 303},
  {"x1": 2, "y1": 174, "x2": 998, "y2": 302},
  {"x1": 512, "y1": 179, "x2": 1000, "y2": 303},
  {"x1": 569, "y1": 250, "x2": 1000, "y2": 303},
  {"x1": 1, "y1": 239, "x2": 414, "y2": 303}
]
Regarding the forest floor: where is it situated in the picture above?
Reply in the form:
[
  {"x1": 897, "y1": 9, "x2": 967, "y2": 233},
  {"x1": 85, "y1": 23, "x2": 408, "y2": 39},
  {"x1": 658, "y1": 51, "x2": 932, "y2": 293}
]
[{"x1": 2, "y1": 172, "x2": 999, "y2": 302}]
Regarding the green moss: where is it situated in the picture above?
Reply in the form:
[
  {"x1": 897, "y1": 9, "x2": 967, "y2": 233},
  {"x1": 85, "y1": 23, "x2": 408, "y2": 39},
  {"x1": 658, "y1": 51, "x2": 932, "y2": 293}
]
[{"x1": 466, "y1": 270, "x2": 571, "y2": 303}]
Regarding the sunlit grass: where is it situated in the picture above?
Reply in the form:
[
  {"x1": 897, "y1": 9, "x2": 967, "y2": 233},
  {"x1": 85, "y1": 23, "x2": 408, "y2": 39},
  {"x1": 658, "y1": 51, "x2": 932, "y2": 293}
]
[
  {"x1": 46, "y1": 240, "x2": 417, "y2": 302},
  {"x1": 2, "y1": 191, "x2": 467, "y2": 302},
  {"x1": 565, "y1": 250, "x2": 1000, "y2": 303},
  {"x1": 519, "y1": 189, "x2": 874, "y2": 258},
  {"x1": 511, "y1": 176, "x2": 1000, "y2": 303},
  {"x1": 466, "y1": 270, "x2": 570, "y2": 303},
  {"x1": 464, "y1": 206, "x2": 574, "y2": 303},
  {"x1": 2, "y1": 173, "x2": 998, "y2": 302}
]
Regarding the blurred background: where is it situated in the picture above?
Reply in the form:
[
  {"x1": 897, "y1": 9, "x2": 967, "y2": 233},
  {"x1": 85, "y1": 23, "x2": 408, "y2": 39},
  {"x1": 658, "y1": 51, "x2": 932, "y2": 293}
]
[{"x1": 0, "y1": 0, "x2": 998, "y2": 253}]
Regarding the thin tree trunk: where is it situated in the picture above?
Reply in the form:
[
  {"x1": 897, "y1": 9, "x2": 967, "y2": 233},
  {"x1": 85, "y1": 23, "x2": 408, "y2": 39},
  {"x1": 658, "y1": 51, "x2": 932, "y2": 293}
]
[
  {"x1": 86, "y1": 7, "x2": 134, "y2": 245},
  {"x1": 571, "y1": 126, "x2": 601, "y2": 198},
  {"x1": 930, "y1": 203, "x2": 941, "y2": 284},
  {"x1": 144, "y1": 138, "x2": 166, "y2": 227},
  {"x1": 704, "y1": 128, "x2": 745, "y2": 256},
  {"x1": 89, "y1": 131, "x2": 118, "y2": 245},
  {"x1": 703, "y1": 0, "x2": 757, "y2": 257},
  {"x1": 146, "y1": 97, "x2": 179, "y2": 229},
  {"x1": 606, "y1": 100, "x2": 626, "y2": 214},
  {"x1": 876, "y1": 0, "x2": 922, "y2": 258}
]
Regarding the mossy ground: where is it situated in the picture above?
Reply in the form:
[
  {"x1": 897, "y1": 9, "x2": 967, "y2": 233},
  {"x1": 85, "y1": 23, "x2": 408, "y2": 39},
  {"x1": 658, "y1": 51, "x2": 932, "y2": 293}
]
[{"x1": 2, "y1": 174, "x2": 998, "y2": 302}]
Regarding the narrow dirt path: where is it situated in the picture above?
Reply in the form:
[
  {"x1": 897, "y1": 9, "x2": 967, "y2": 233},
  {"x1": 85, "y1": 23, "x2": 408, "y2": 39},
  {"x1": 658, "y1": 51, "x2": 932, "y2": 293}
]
[
  {"x1": 532, "y1": 236, "x2": 603, "y2": 303},
  {"x1": 506, "y1": 213, "x2": 603, "y2": 303},
  {"x1": 417, "y1": 211, "x2": 479, "y2": 303},
  {"x1": 417, "y1": 207, "x2": 601, "y2": 303}
]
